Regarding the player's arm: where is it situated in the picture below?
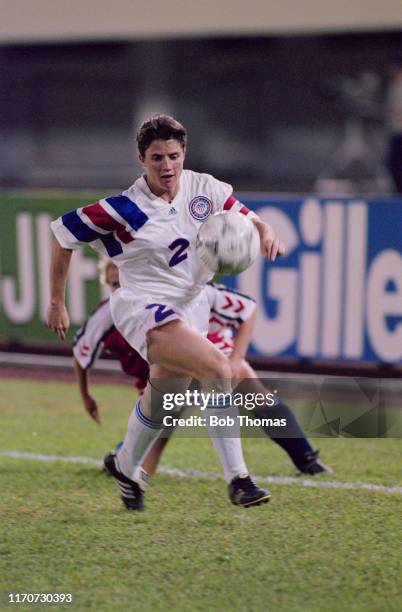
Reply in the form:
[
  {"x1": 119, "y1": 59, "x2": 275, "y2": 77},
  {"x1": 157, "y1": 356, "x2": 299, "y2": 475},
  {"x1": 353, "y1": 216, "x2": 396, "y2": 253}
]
[
  {"x1": 73, "y1": 357, "x2": 101, "y2": 425},
  {"x1": 47, "y1": 239, "x2": 72, "y2": 340},
  {"x1": 229, "y1": 305, "x2": 257, "y2": 379},
  {"x1": 47, "y1": 199, "x2": 111, "y2": 339},
  {"x1": 72, "y1": 301, "x2": 114, "y2": 423},
  {"x1": 223, "y1": 195, "x2": 284, "y2": 262}
]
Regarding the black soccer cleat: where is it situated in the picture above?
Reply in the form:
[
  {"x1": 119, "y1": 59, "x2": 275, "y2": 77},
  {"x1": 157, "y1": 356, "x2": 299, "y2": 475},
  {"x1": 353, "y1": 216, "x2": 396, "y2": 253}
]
[
  {"x1": 298, "y1": 450, "x2": 334, "y2": 476},
  {"x1": 229, "y1": 475, "x2": 271, "y2": 507},
  {"x1": 103, "y1": 452, "x2": 144, "y2": 510}
]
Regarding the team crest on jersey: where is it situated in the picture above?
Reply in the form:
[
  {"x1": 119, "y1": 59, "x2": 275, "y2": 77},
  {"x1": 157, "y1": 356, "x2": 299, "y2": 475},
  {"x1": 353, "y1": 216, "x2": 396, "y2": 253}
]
[{"x1": 189, "y1": 196, "x2": 213, "y2": 221}]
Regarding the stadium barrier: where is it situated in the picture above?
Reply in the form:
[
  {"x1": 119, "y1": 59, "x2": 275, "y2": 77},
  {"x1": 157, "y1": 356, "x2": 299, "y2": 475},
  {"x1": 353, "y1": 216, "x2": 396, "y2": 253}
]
[{"x1": 0, "y1": 192, "x2": 401, "y2": 370}]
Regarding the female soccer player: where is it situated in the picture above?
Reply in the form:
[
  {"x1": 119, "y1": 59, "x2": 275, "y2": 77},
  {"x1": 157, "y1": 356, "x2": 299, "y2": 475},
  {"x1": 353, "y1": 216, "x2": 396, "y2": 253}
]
[{"x1": 47, "y1": 114, "x2": 285, "y2": 510}]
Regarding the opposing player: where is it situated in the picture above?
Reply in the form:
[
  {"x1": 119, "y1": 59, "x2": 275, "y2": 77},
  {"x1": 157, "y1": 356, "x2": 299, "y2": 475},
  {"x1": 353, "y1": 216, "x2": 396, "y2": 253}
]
[
  {"x1": 47, "y1": 114, "x2": 285, "y2": 510},
  {"x1": 74, "y1": 260, "x2": 331, "y2": 476},
  {"x1": 73, "y1": 260, "x2": 148, "y2": 425}
]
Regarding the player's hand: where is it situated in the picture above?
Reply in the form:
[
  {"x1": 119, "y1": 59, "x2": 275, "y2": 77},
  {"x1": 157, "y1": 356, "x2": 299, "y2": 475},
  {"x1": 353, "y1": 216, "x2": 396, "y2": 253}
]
[
  {"x1": 252, "y1": 219, "x2": 285, "y2": 262},
  {"x1": 47, "y1": 303, "x2": 70, "y2": 340},
  {"x1": 83, "y1": 394, "x2": 101, "y2": 425}
]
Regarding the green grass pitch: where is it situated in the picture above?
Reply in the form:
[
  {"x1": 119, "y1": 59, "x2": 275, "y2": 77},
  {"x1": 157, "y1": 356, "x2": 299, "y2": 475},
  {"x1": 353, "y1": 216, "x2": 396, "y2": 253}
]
[{"x1": 0, "y1": 378, "x2": 401, "y2": 611}]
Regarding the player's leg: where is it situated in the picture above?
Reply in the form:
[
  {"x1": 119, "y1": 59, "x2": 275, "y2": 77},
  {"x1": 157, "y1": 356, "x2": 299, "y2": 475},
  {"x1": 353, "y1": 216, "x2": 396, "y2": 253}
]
[
  {"x1": 108, "y1": 311, "x2": 268, "y2": 507},
  {"x1": 147, "y1": 320, "x2": 270, "y2": 505},
  {"x1": 136, "y1": 383, "x2": 196, "y2": 477},
  {"x1": 107, "y1": 319, "x2": 224, "y2": 507},
  {"x1": 234, "y1": 361, "x2": 333, "y2": 474},
  {"x1": 113, "y1": 436, "x2": 170, "y2": 475},
  {"x1": 106, "y1": 298, "x2": 201, "y2": 507},
  {"x1": 200, "y1": 378, "x2": 270, "y2": 506},
  {"x1": 105, "y1": 368, "x2": 188, "y2": 510},
  {"x1": 115, "y1": 320, "x2": 232, "y2": 481},
  {"x1": 112, "y1": 294, "x2": 227, "y2": 428},
  {"x1": 114, "y1": 359, "x2": 191, "y2": 487},
  {"x1": 147, "y1": 319, "x2": 233, "y2": 380},
  {"x1": 141, "y1": 436, "x2": 170, "y2": 475},
  {"x1": 147, "y1": 321, "x2": 249, "y2": 480}
]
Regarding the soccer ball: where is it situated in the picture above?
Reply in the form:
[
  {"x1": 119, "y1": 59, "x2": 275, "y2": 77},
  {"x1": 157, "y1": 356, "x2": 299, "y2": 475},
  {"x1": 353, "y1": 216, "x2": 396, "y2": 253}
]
[{"x1": 196, "y1": 211, "x2": 260, "y2": 274}]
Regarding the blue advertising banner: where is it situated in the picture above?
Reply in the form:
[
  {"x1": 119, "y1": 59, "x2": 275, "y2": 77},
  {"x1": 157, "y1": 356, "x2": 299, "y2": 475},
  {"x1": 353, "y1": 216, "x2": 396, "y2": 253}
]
[{"x1": 226, "y1": 197, "x2": 402, "y2": 365}]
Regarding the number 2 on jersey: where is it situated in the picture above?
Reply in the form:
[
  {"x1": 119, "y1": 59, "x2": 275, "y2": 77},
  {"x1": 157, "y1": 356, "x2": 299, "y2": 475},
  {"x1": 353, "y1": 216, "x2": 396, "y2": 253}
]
[
  {"x1": 168, "y1": 238, "x2": 190, "y2": 267},
  {"x1": 146, "y1": 304, "x2": 176, "y2": 322}
]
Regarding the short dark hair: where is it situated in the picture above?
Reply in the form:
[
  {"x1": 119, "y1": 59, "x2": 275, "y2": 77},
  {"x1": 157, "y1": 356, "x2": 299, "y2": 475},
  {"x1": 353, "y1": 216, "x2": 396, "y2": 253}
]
[{"x1": 136, "y1": 114, "x2": 187, "y2": 158}]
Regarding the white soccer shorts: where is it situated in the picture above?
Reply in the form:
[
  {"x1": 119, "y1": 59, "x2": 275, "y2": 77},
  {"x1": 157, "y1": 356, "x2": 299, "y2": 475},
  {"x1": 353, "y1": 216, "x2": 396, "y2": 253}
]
[{"x1": 110, "y1": 288, "x2": 210, "y2": 362}]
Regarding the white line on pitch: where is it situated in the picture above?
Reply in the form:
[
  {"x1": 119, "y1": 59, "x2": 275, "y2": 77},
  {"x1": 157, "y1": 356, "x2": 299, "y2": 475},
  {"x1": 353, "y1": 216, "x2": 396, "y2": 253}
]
[{"x1": 1, "y1": 450, "x2": 401, "y2": 495}]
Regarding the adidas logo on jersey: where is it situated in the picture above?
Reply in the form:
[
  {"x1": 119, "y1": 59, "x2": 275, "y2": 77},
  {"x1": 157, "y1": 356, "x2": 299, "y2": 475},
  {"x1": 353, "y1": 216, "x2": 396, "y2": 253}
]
[{"x1": 168, "y1": 206, "x2": 178, "y2": 215}]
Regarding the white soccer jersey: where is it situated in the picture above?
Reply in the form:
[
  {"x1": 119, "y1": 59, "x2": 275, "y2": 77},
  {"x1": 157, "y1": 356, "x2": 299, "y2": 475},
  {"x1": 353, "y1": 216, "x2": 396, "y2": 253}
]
[
  {"x1": 205, "y1": 283, "x2": 256, "y2": 355},
  {"x1": 51, "y1": 170, "x2": 255, "y2": 304}
]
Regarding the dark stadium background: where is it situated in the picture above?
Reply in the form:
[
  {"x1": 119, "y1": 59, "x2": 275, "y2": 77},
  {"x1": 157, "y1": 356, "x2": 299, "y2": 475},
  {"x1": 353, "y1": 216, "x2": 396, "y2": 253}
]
[{"x1": 1, "y1": 31, "x2": 402, "y2": 191}]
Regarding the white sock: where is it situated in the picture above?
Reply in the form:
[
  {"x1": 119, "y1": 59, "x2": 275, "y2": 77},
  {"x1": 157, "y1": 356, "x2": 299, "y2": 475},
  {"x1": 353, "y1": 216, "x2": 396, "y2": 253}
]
[
  {"x1": 206, "y1": 395, "x2": 248, "y2": 483},
  {"x1": 116, "y1": 398, "x2": 163, "y2": 486}
]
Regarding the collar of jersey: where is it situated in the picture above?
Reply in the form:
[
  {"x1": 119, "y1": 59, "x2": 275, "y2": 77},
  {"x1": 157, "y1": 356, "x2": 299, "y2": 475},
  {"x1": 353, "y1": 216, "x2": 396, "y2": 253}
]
[{"x1": 139, "y1": 174, "x2": 183, "y2": 206}]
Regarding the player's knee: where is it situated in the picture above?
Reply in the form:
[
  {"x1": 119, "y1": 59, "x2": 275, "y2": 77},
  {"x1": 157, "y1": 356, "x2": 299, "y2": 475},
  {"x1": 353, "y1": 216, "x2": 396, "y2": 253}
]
[{"x1": 198, "y1": 349, "x2": 231, "y2": 380}]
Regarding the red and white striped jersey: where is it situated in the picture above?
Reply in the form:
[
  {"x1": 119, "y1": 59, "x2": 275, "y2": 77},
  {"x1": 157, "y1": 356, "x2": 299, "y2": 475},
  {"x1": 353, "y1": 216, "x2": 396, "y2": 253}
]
[
  {"x1": 205, "y1": 282, "x2": 256, "y2": 356},
  {"x1": 51, "y1": 170, "x2": 255, "y2": 304}
]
